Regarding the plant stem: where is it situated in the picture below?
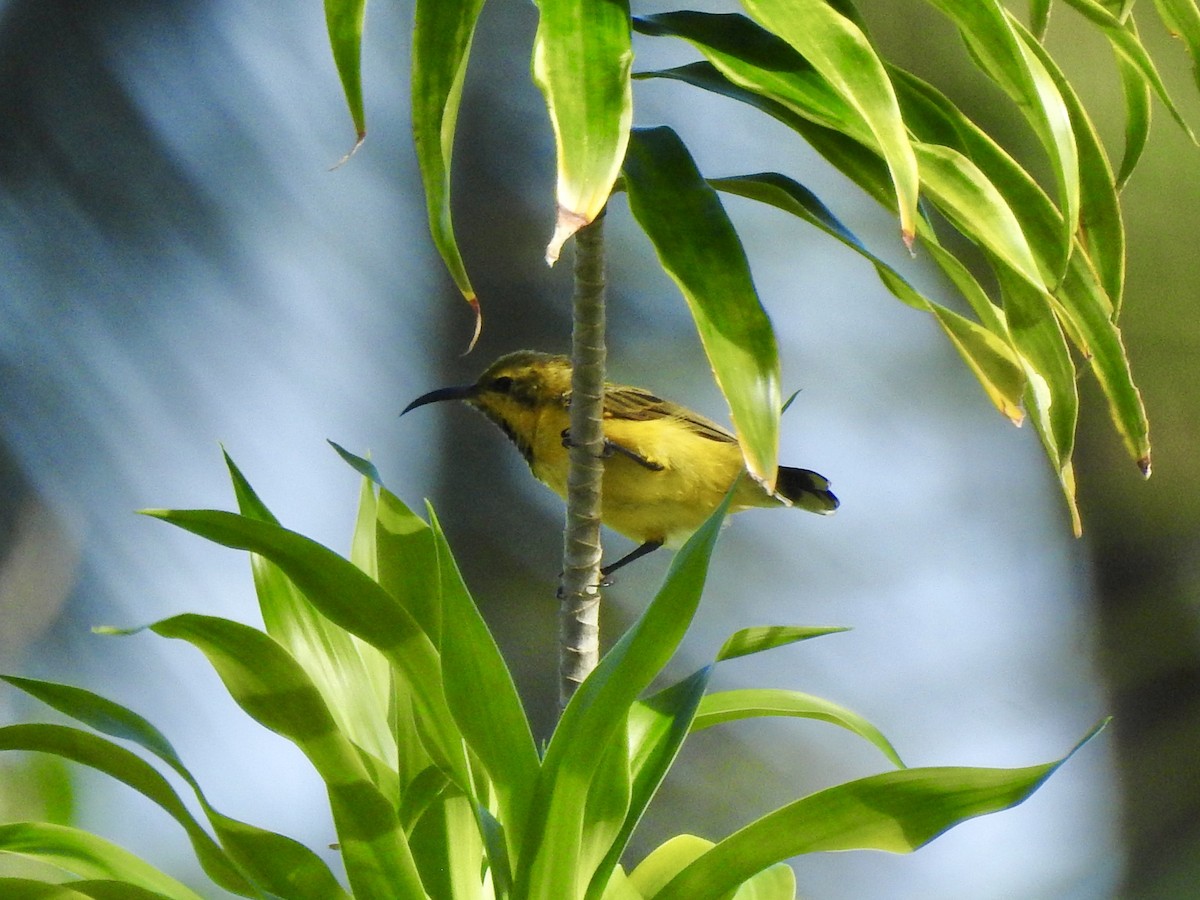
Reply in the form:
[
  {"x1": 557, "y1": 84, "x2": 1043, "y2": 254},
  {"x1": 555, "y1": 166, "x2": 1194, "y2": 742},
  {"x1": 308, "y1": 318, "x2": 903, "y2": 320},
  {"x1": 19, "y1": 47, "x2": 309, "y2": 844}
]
[{"x1": 558, "y1": 213, "x2": 607, "y2": 711}]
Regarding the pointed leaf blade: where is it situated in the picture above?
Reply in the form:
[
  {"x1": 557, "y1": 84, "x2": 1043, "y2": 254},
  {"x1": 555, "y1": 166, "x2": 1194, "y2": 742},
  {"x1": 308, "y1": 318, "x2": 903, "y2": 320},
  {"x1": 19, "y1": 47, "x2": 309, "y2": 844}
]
[{"x1": 623, "y1": 126, "x2": 781, "y2": 487}]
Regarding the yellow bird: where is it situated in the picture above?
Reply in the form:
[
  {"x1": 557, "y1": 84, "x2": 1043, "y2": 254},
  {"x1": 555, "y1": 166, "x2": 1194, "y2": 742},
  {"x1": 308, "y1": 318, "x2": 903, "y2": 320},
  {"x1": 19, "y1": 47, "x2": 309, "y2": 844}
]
[{"x1": 402, "y1": 350, "x2": 838, "y2": 575}]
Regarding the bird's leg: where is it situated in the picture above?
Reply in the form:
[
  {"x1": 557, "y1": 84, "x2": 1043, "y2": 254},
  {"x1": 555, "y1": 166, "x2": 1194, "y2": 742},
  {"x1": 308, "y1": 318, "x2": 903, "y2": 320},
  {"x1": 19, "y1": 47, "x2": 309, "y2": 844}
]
[
  {"x1": 560, "y1": 428, "x2": 664, "y2": 471},
  {"x1": 600, "y1": 540, "x2": 664, "y2": 583}
]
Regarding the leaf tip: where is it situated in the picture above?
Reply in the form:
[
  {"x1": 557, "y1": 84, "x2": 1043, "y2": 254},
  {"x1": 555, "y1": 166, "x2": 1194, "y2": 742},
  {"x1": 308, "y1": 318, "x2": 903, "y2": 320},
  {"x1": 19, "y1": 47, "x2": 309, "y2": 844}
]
[
  {"x1": 92, "y1": 624, "x2": 142, "y2": 636},
  {"x1": 329, "y1": 132, "x2": 366, "y2": 171},
  {"x1": 1137, "y1": 454, "x2": 1152, "y2": 478},
  {"x1": 545, "y1": 206, "x2": 590, "y2": 266},
  {"x1": 463, "y1": 296, "x2": 482, "y2": 354}
]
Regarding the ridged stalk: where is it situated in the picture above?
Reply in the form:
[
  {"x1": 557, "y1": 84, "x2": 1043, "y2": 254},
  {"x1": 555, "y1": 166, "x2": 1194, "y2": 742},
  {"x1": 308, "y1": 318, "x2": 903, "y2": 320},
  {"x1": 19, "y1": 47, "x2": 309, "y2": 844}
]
[{"x1": 558, "y1": 213, "x2": 607, "y2": 711}]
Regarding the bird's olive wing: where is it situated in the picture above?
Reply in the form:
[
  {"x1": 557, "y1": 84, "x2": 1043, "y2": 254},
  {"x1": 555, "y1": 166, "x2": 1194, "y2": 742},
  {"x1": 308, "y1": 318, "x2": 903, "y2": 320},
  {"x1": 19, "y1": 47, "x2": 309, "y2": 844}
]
[{"x1": 603, "y1": 386, "x2": 737, "y2": 444}]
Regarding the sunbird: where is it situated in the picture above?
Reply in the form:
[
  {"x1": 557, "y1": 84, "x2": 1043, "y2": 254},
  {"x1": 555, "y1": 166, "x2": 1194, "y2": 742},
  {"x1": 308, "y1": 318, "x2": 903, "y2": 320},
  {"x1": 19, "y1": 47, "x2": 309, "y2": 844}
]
[{"x1": 402, "y1": 350, "x2": 838, "y2": 575}]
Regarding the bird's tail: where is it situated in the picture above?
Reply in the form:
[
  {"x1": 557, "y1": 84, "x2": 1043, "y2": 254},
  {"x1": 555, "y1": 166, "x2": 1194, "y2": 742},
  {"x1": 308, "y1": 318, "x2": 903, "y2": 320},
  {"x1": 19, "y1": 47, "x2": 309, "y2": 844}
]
[{"x1": 775, "y1": 466, "x2": 839, "y2": 515}]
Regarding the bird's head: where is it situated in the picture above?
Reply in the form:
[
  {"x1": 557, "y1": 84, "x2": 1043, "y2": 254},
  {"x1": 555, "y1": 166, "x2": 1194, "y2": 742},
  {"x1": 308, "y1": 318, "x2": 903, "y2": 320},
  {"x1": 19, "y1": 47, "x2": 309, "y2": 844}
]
[{"x1": 402, "y1": 351, "x2": 573, "y2": 453}]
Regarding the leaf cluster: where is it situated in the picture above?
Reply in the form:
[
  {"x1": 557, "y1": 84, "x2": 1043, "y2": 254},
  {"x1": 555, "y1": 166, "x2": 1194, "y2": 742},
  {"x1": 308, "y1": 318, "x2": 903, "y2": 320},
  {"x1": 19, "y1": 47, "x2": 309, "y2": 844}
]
[
  {"x1": 323, "y1": 0, "x2": 1200, "y2": 524},
  {"x1": 0, "y1": 449, "x2": 1104, "y2": 898}
]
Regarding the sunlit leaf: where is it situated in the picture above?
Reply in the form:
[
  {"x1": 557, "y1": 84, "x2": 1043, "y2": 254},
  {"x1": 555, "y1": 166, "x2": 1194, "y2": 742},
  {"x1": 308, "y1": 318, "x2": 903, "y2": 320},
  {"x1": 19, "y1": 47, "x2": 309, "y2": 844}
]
[
  {"x1": 1, "y1": 676, "x2": 347, "y2": 900},
  {"x1": 147, "y1": 614, "x2": 423, "y2": 900},
  {"x1": 653, "y1": 722, "x2": 1107, "y2": 899},
  {"x1": 623, "y1": 126, "x2": 781, "y2": 488},
  {"x1": 427, "y1": 505, "x2": 539, "y2": 862},
  {"x1": 141, "y1": 508, "x2": 467, "y2": 785},
  {"x1": 0, "y1": 822, "x2": 205, "y2": 900},
  {"x1": 629, "y1": 834, "x2": 794, "y2": 899},
  {"x1": 0, "y1": 724, "x2": 253, "y2": 897},
  {"x1": 740, "y1": 0, "x2": 920, "y2": 245},
  {"x1": 518, "y1": 494, "x2": 730, "y2": 898},
  {"x1": 1152, "y1": 0, "x2": 1200, "y2": 94},
  {"x1": 715, "y1": 624, "x2": 848, "y2": 661},
  {"x1": 694, "y1": 688, "x2": 904, "y2": 768},
  {"x1": 914, "y1": 142, "x2": 1046, "y2": 292},
  {"x1": 534, "y1": 0, "x2": 633, "y2": 263},
  {"x1": 710, "y1": 172, "x2": 1026, "y2": 423},
  {"x1": 923, "y1": 0, "x2": 1079, "y2": 272}
]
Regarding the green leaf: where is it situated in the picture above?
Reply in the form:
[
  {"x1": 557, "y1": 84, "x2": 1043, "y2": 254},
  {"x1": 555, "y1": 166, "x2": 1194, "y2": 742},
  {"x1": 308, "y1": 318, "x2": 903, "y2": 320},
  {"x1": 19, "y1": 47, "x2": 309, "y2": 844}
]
[
  {"x1": 427, "y1": 506, "x2": 539, "y2": 863},
  {"x1": 408, "y1": 793, "x2": 483, "y2": 900},
  {"x1": 0, "y1": 724, "x2": 254, "y2": 897},
  {"x1": 709, "y1": 173, "x2": 1026, "y2": 424},
  {"x1": 715, "y1": 625, "x2": 848, "y2": 662},
  {"x1": 411, "y1": 0, "x2": 483, "y2": 340},
  {"x1": 533, "y1": 0, "x2": 633, "y2": 263},
  {"x1": 329, "y1": 440, "x2": 386, "y2": 489},
  {"x1": 0, "y1": 823, "x2": 206, "y2": 900},
  {"x1": 923, "y1": 0, "x2": 1080, "y2": 271},
  {"x1": 223, "y1": 453, "x2": 397, "y2": 771},
  {"x1": 1017, "y1": 17, "x2": 1125, "y2": 308},
  {"x1": 1056, "y1": 252, "x2": 1152, "y2": 475},
  {"x1": 147, "y1": 614, "x2": 425, "y2": 900},
  {"x1": 0, "y1": 881, "x2": 118, "y2": 900},
  {"x1": 518, "y1": 494, "x2": 731, "y2": 899},
  {"x1": 1152, "y1": 0, "x2": 1200, "y2": 94},
  {"x1": 374, "y1": 491, "x2": 442, "y2": 790},
  {"x1": 1113, "y1": 18, "x2": 1154, "y2": 191},
  {"x1": 1060, "y1": 0, "x2": 1195, "y2": 145},
  {"x1": 588, "y1": 669, "x2": 712, "y2": 900},
  {"x1": 629, "y1": 835, "x2": 794, "y2": 899},
  {"x1": 324, "y1": 0, "x2": 367, "y2": 145},
  {"x1": 1, "y1": 675, "x2": 347, "y2": 900},
  {"x1": 654, "y1": 722, "x2": 1108, "y2": 899},
  {"x1": 913, "y1": 142, "x2": 1046, "y2": 292},
  {"x1": 141, "y1": 508, "x2": 467, "y2": 785},
  {"x1": 694, "y1": 688, "x2": 904, "y2": 768},
  {"x1": 1030, "y1": 0, "x2": 1052, "y2": 40},
  {"x1": 623, "y1": 126, "x2": 781, "y2": 488},
  {"x1": 739, "y1": 0, "x2": 921, "y2": 244},
  {"x1": 998, "y1": 269, "x2": 1082, "y2": 532}
]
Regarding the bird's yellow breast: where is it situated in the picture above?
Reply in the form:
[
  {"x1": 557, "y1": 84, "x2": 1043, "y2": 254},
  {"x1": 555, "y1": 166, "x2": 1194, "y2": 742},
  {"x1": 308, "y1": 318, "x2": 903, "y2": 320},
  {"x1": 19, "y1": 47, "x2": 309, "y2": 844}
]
[{"x1": 520, "y1": 402, "x2": 770, "y2": 548}]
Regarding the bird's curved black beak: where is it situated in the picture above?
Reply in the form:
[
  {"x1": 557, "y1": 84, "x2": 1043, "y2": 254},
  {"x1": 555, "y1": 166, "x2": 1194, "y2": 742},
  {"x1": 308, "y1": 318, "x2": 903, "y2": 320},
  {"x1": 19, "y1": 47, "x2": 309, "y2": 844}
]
[{"x1": 401, "y1": 384, "x2": 477, "y2": 416}]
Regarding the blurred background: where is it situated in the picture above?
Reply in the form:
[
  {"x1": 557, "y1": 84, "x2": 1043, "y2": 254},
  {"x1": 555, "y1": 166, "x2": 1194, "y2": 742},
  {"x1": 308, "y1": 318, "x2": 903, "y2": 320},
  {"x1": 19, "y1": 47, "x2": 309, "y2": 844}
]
[{"x1": 1, "y1": 0, "x2": 1198, "y2": 896}]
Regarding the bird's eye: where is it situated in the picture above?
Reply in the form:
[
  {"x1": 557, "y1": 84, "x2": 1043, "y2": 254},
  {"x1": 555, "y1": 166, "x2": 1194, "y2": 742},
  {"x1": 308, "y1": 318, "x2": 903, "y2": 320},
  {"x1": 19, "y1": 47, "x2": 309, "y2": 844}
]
[{"x1": 491, "y1": 375, "x2": 514, "y2": 392}]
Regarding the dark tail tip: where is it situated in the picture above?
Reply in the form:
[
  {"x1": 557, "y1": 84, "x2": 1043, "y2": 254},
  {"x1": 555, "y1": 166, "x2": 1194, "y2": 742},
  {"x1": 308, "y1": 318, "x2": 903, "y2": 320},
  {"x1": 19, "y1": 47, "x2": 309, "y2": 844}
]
[{"x1": 776, "y1": 466, "x2": 839, "y2": 514}]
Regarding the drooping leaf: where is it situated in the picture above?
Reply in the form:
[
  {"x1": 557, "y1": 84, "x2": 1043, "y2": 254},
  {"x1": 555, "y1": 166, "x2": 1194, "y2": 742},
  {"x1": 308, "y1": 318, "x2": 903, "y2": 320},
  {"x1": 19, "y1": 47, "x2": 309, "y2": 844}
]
[
  {"x1": 709, "y1": 172, "x2": 1026, "y2": 423},
  {"x1": 534, "y1": 0, "x2": 633, "y2": 263},
  {"x1": 922, "y1": 0, "x2": 1080, "y2": 273},
  {"x1": 1152, "y1": 0, "x2": 1200, "y2": 94},
  {"x1": 739, "y1": 0, "x2": 921, "y2": 245},
  {"x1": 623, "y1": 126, "x2": 781, "y2": 488},
  {"x1": 411, "y1": 0, "x2": 485, "y2": 345},
  {"x1": 324, "y1": 0, "x2": 367, "y2": 147},
  {"x1": 997, "y1": 270, "x2": 1082, "y2": 534}
]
